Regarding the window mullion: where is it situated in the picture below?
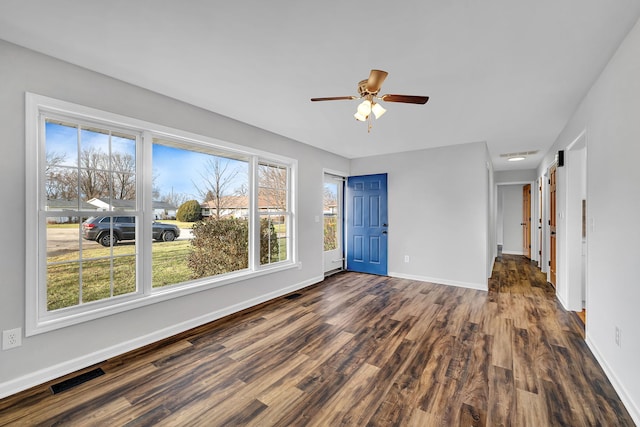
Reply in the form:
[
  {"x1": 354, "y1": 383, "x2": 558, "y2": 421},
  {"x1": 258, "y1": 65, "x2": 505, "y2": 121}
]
[
  {"x1": 141, "y1": 131, "x2": 153, "y2": 295},
  {"x1": 249, "y1": 156, "x2": 259, "y2": 270}
]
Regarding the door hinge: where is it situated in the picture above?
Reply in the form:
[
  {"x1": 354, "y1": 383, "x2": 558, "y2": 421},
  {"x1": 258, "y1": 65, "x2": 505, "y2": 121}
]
[
  {"x1": 548, "y1": 220, "x2": 551, "y2": 225},
  {"x1": 548, "y1": 261, "x2": 551, "y2": 266}
]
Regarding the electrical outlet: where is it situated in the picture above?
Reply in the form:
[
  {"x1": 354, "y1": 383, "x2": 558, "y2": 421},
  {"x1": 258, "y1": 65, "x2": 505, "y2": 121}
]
[
  {"x1": 615, "y1": 326, "x2": 621, "y2": 347},
  {"x1": 2, "y1": 328, "x2": 22, "y2": 350},
  {"x1": 404, "y1": 255, "x2": 410, "y2": 263}
]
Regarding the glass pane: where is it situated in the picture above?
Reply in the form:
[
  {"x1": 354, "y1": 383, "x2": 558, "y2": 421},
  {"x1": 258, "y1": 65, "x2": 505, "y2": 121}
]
[
  {"x1": 259, "y1": 188, "x2": 286, "y2": 211},
  {"x1": 47, "y1": 262, "x2": 80, "y2": 311},
  {"x1": 47, "y1": 221, "x2": 81, "y2": 260},
  {"x1": 45, "y1": 120, "x2": 78, "y2": 167},
  {"x1": 109, "y1": 170, "x2": 136, "y2": 203},
  {"x1": 258, "y1": 164, "x2": 287, "y2": 190},
  {"x1": 113, "y1": 256, "x2": 136, "y2": 296},
  {"x1": 82, "y1": 258, "x2": 113, "y2": 303},
  {"x1": 80, "y1": 127, "x2": 110, "y2": 159},
  {"x1": 260, "y1": 215, "x2": 288, "y2": 265},
  {"x1": 324, "y1": 182, "x2": 338, "y2": 251},
  {"x1": 152, "y1": 140, "x2": 250, "y2": 287},
  {"x1": 258, "y1": 164, "x2": 287, "y2": 213}
]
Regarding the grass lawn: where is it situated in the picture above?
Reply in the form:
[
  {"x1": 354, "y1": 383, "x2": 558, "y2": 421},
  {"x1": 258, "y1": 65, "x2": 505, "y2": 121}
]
[{"x1": 47, "y1": 240, "x2": 193, "y2": 311}]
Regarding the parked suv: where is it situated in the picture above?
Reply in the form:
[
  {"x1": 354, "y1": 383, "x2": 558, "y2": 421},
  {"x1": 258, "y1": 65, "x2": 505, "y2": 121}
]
[{"x1": 82, "y1": 216, "x2": 180, "y2": 247}]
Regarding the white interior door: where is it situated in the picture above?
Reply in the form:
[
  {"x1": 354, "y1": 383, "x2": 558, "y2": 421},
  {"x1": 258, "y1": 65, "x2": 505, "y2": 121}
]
[{"x1": 323, "y1": 173, "x2": 344, "y2": 274}]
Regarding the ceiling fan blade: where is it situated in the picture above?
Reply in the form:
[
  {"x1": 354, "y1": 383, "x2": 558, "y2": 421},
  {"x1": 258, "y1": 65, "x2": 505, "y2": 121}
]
[
  {"x1": 380, "y1": 94, "x2": 429, "y2": 104},
  {"x1": 366, "y1": 69, "x2": 388, "y2": 93},
  {"x1": 310, "y1": 96, "x2": 357, "y2": 102}
]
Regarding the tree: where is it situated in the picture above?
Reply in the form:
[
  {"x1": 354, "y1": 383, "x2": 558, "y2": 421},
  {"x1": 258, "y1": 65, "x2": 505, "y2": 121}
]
[
  {"x1": 46, "y1": 147, "x2": 138, "y2": 202},
  {"x1": 110, "y1": 152, "x2": 136, "y2": 200},
  {"x1": 258, "y1": 163, "x2": 287, "y2": 210},
  {"x1": 161, "y1": 189, "x2": 189, "y2": 210},
  {"x1": 194, "y1": 157, "x2": 241, "y2": 219},
  {"x1": 187, "y1": 218, "x2": 279, "y2": 278},
  {"x1": 79, "y1": 147, "x2": 105, "y2": 200},
  {"x1": 176, "y1": 200, "x2": 202, "y2": 222}
]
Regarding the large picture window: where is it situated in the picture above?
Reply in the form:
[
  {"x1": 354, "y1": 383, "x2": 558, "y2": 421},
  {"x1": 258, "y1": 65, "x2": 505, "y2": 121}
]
[{"x1": 26, "y1": 94, "x2": 297, "y2": 335}]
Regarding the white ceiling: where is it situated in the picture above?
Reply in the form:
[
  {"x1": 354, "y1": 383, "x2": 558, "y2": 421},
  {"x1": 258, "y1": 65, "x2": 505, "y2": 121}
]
[{"x1": 1, "y1": 1, "x2": 639, "y2": 170}]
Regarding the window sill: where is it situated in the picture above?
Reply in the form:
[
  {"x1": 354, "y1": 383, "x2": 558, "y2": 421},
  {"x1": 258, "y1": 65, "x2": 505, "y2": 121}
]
[{"x1": 29, "y1": 261, "x2": 301, "y2": 336}]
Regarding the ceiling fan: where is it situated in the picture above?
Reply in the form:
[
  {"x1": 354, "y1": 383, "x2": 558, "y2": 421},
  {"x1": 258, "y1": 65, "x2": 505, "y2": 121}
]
[{"x1": 311, "y1": 69, "x2": 429, "y2": 131}]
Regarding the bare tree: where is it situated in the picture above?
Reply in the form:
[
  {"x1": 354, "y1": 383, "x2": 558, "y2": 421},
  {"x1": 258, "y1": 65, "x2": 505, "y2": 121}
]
[
  {"x1": 323, "y1": 185, "x2": 337, "y2": 212},
  {"x1": 45, "y1": 151, "x2": 73, "y2": 199},
  {"x1": 161, "y1": 188, "x2": 189, "y2": 209},
  {"x1": 110, "y1": 152, "x2": 136, "y2": 200},
  {"x1": 258, "y1": 163, "x2": 287, "y2": 210},
  {"x1": 194, "y1": 157, "x2": 241, "y2": 219},
  {"x1": 79, "y1": 147, "x2": 106, "y2": 200}
]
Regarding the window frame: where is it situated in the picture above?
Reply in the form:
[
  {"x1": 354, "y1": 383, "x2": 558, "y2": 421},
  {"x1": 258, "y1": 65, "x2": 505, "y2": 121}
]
[{"x1": 26, "y1": 93, "x2": 298, "y2": 336}]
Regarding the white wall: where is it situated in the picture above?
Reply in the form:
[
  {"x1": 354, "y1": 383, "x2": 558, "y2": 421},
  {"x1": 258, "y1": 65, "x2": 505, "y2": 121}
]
[
  {"x1": 350, "y1": 141, "x2": 490, "y2": 290},
  {"x1": 537, "y1": 16, "x2": 640, "y2": 424},
  {"x1": 0, "y1": 39, "x2": 350, "y2": 397},
  {"x1": 499, "y1": 185, "x2": 524, "y2": 255}
]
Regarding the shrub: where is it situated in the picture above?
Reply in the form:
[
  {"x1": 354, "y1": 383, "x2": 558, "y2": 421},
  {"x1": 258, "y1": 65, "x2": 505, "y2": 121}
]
[
  {"x1": 176, "y1": 200, "x2": 202, "y2": 222},
  {"x1": 187, "y1": 218, "x2": 279, "y2": 278}
]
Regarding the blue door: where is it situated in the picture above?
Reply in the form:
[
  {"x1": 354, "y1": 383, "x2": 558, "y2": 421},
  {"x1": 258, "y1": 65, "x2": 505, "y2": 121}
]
[{"x1": 346, "y1": 173, "x2": 388, "y2": 275}]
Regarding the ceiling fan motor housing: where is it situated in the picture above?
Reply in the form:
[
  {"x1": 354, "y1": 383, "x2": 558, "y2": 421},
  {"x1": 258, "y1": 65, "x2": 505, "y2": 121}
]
[{"x1": 358, "y1": 79, "x2": 377, "y2": 98}]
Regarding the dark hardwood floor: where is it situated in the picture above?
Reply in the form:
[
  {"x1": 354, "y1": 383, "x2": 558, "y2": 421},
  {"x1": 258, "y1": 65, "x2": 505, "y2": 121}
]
[{"x1": 0, "y1": 255, "x2": 634, "y2": 426}]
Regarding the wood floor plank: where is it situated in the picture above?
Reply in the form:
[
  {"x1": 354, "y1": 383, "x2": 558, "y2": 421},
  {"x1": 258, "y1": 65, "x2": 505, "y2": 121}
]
[
  {"x1": 487, "y1": 365, "x2": 516, "y2": 427},
  {"x1": 516, "y1": 389, "x2": 548, "y2": 427},
  {"x1": 0, "y1": 255, "x2": 635, "y2": 426}
]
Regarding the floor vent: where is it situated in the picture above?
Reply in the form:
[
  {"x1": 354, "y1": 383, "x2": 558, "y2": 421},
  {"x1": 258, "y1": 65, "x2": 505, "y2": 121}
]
[
  {"x1": 50, "y1": 368, "x2": 105, "y2": 395},
  {"x1": 284, "y1": 293, "x2": 302, "y2": 300}
]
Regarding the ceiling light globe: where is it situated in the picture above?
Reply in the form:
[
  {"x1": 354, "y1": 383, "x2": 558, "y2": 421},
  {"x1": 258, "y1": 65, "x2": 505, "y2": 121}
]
[
  {"x1": 354, "y1": 111, "x2": 368, "y2": 121},
  {"x1": 372, "y1": 103, "x2": 386, "y2": 119},
  {"x1": 357, "y1": 100, "x2": 372, "y2": 115},
  {"x1": 508, "y1": 156, "x2": 526, "y2": 162}
]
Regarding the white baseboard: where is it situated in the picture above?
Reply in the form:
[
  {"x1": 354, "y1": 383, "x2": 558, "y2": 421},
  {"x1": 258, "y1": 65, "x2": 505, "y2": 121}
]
[
  {"x1": 0, "y1": 275, "x2": 324, "y2": 400},
  {"x1": 501, "y1": 249, "x2": 524, "y2": 255},
  {"x1": 388, "y1": 272, "x2": 487, "y2": 291},
  {"x1": 586, "y1": 335, "x2": 640, "y2": 425}
]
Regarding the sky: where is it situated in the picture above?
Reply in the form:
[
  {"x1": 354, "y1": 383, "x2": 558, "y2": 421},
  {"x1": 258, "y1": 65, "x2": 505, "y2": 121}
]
[{"x1": 45, "y1": 121, "x2": 248, "y2": 201}]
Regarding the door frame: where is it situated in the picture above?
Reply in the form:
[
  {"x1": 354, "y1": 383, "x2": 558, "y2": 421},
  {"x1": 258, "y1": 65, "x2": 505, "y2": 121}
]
[
  {"x1": 549, "y1": 163, "x2": 557, "y2": 287},
  {"x1": 563, "y1": 130, "x2": 588, "y2": 312},
  {"x1": 322, "y1": 169, "x2": 346, "y2": 276},
  {"x1": 522, "y1": 184, "x2": 532, "y2": 258},
  {"x1": 345, "y1": 173, "x2": 388, "y2": 275}
]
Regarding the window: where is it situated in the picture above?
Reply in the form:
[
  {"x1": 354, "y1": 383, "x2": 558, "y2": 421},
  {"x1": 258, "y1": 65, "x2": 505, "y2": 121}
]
[
  {"x1": 258, "y1": 163, "x2": 291, "y2": 265},
  {"x1": 43, "y1": 119, "x2": 140, "y2": 312},
  {"x1": 26, "y1": 94, "x2": 297, "y2": 335}
]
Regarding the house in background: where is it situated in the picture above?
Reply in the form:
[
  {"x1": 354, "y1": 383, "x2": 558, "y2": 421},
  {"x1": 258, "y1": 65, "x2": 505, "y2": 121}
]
[
  {"x1": 45, "y1": 199, "x2": 97, "y2": 224},
  {"x1": 87, "y1": 198, "x2": 176, "y2": 219},
  {"x1": 200, "y1": 195, "x2": 283, "y2": 219}
]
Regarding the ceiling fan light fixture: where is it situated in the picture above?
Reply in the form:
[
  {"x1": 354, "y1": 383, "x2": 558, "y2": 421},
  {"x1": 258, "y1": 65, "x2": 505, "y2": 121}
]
[
  {"x1": 371, "y1": 102, "x2": 386, "y2": 119},
  {"x1": 310, "y1": 69, "x2": 429, "y2": 132},
  {"x1": 357, "y1": 99, "x2": 372, "y2": 116},
  {"x1": 354, "y1": 111, "x2": 368, "y2": 121}
]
